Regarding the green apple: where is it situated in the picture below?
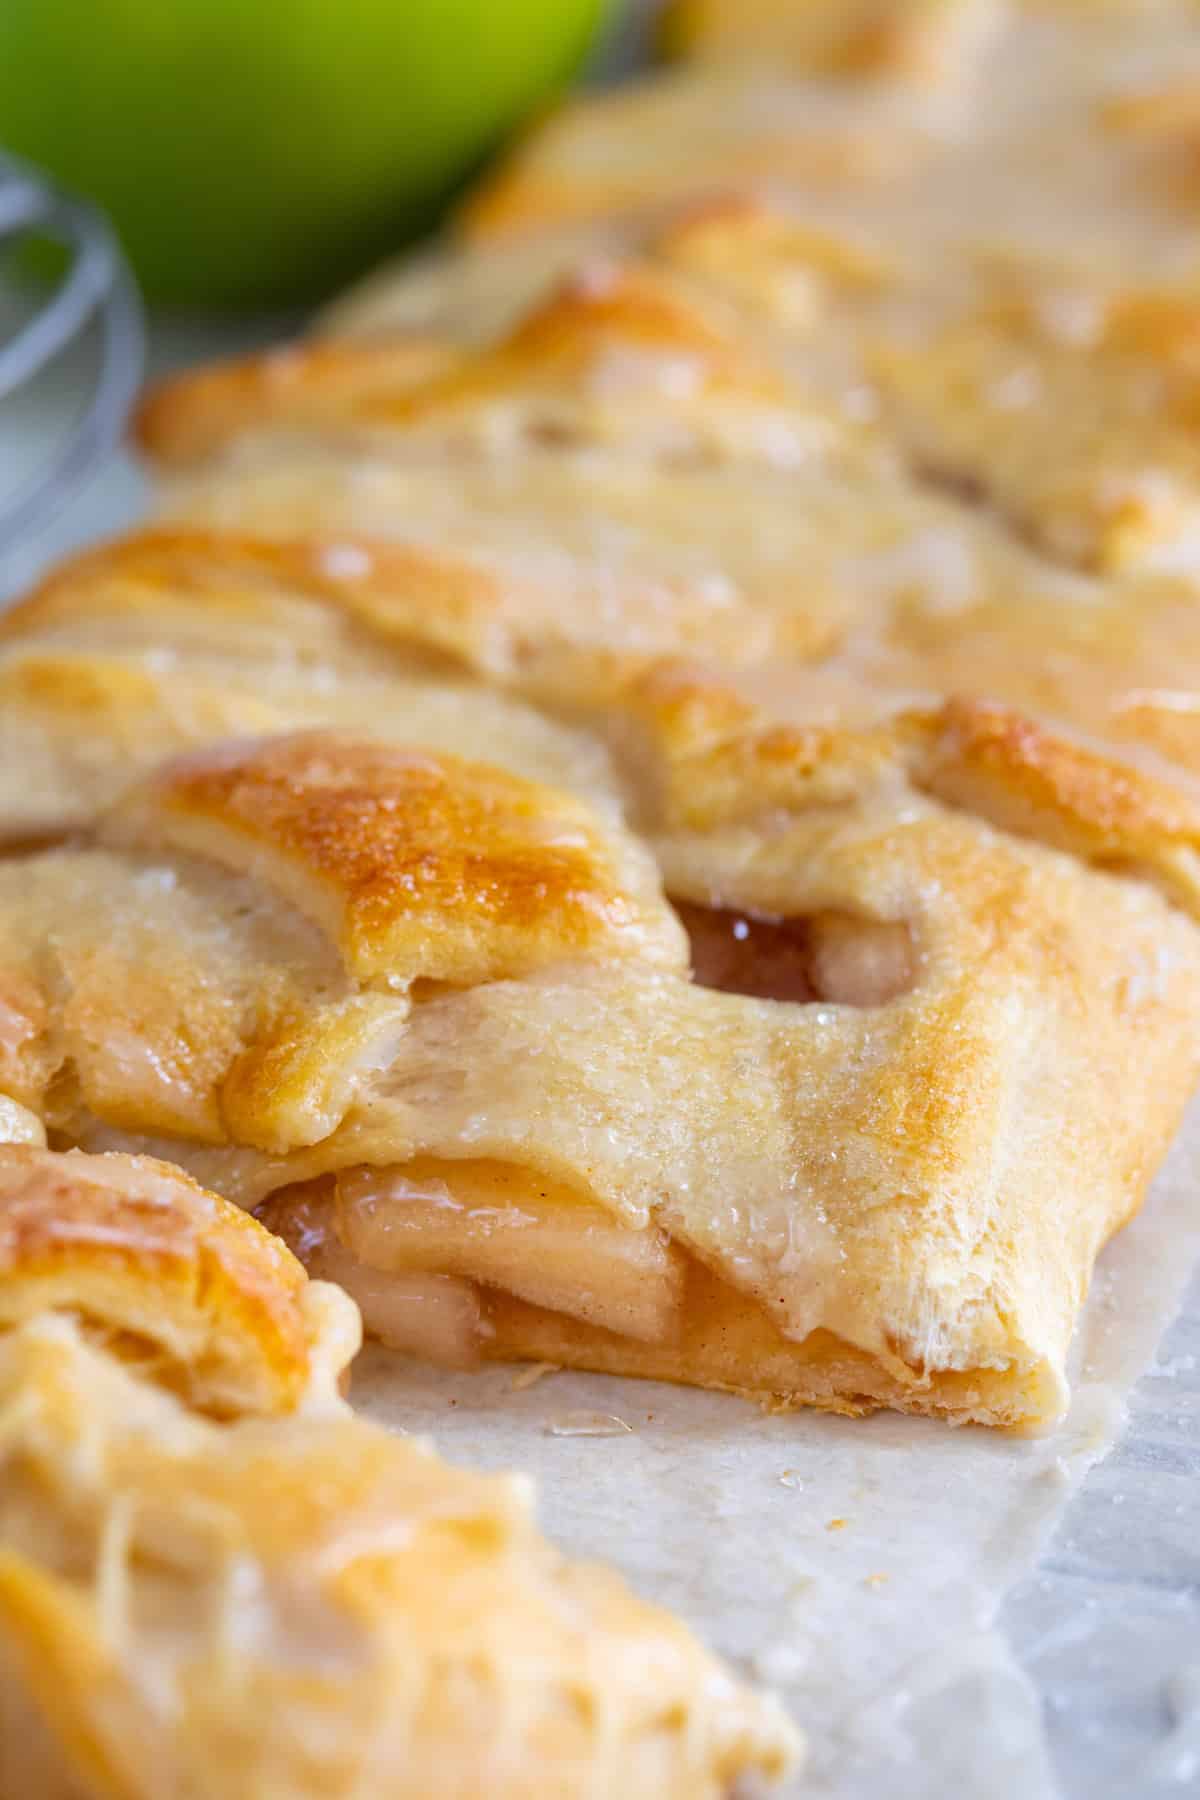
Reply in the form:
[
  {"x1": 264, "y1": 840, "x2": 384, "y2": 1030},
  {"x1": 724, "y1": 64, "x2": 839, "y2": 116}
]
[{"x1": 0, "y1": 0, "x2": 606, "y2": 308}]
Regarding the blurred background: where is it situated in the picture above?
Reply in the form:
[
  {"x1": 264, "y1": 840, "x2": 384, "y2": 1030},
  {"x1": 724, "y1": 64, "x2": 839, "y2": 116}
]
[{"x1": 0, "y1": 0, "x2": 655, "y2": 592}]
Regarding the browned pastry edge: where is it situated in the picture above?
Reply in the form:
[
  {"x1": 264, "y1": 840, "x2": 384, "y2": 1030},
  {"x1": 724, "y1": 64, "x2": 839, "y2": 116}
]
[
  {"x1": 0, "y1": 1144, "x2": 355, "y2": 1415},
  {"x1": 135, "y1": 338, "x2": 454, "y2": 468}
]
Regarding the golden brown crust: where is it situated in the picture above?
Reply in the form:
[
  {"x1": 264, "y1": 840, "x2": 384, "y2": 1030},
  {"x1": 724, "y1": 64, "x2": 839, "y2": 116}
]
[
  {"x1": 139, "y1": 262, "x2": 833, "y2": 477},
  {"x1": 462, "y1": 2, "x2": 1200, "y2": 262},
  {"x1": 0, "y1": 723, "x2": 686, "y2": 1164},
  {"x1": 108, "y1": 731, "x2": 684, "y2": 985},
  {"x1": 867, "y1": 286, "x2": 1200, "y2": 575},
  {"x1": 908, "y1": 696, "x2": 1200, "y2": 912},
  {"x1": 8, "y1": 499, "x2": 802, "y2": 680},
  {"x1": 152, "y1": 447, "x2": 873, "y2": 669},
  {"x1": 1097, "y1": 68, "x2": 1200, "y2": 140},
  {"x1": 604, "y1": 657, "x2": 911, "y2": 832},
  {"x1": 16, "y1": 501, "x2": 1200, "y2": 823},
  {"x1": 118, "y1": 254, "x2": 1200, "y2": 824},
  {"x1": 611, "y1": 668, "x2": 1200, "y2": 916},
  {"x1": 354, "y1": 262, "x2": 812, "y2": 454},
  {"x1": 0, "y1": 647, "x2": 296, "y2": 841},
  {"x1": 135, "y1": 339, "x2": 454, "y2": 468},
  {"x1": 0, "y1": 526, "x2": 518, "y2": 677}
]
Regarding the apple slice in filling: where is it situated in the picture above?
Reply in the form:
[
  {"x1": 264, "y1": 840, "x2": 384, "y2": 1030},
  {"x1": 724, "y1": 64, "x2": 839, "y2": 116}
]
[
  {"x1": 262, "y1": 1159, "x2": 687, "y2": 1363},
  {"x1": 337, "y1": 1158, "x2": 685, "y2": 1346},
  {"x1": 259, "y1": 1179, "x2": 486, "y2": 1367}
]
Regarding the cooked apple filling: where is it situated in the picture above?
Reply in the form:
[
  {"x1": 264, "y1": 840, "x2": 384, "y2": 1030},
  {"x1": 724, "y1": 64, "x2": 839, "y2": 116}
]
[
  {"x1": 260, "y1": 1178, "x2": 488, "y2": 1366},
  {"x1": 262, "y1": 1158, "x2": 688, "y2": 1367},
  {"x1": 678, "y1": 901, "x2": 914, "y2": 1006}
]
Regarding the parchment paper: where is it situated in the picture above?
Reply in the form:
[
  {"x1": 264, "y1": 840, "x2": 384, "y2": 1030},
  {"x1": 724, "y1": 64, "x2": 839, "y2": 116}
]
[{"x1": 354, "y1": 1096, "x2": 1200, "y2": 1798}]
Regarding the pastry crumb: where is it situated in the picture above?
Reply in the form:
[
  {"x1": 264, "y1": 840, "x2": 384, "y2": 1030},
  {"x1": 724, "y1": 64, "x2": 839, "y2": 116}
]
[
  {"x1": 545, "y1": 1411, "x2": 634, "y2": 1438},
  {"x1": 510, "y1": 1361, "x2": 561, "y2": 1392}
]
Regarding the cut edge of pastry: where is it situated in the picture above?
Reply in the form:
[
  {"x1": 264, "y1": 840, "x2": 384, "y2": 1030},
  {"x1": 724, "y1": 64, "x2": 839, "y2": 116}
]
[{"x1": 261, "y1": 1170, "x2": 1069, "y2": 1433}]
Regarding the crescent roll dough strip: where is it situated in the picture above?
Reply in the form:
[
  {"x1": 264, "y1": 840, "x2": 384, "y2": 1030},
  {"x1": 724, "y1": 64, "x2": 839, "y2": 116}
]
[
  {"x1": 135, "y1": 338, "x2": 455, "y2": 468},
  {"x1": 141, "y1": 263, "x2": 851, "y2": 471}
]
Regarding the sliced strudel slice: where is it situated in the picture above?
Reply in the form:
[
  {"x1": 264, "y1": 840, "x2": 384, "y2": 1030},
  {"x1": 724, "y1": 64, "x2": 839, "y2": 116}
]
[{"x1": 0, "y1": 1145, "x2": 795, "y2": 1796}]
